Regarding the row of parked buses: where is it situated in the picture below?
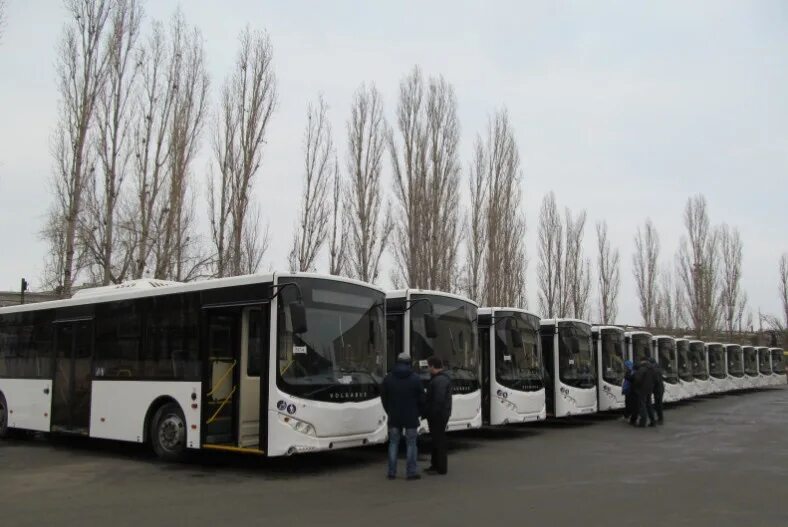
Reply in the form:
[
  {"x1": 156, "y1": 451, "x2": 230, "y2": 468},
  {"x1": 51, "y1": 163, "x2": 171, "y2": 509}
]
[{"x1": 0, "y1": 273, "x2": 785, "y2": 461}]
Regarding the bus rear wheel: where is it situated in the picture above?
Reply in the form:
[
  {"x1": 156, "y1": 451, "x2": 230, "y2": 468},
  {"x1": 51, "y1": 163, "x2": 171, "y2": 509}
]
[
  {"x1": 150, "y1": 402, "x2": 187, "y2": 462},
  {"x1": 0, "y1": 393, "x2": 9, "y2": 439}
]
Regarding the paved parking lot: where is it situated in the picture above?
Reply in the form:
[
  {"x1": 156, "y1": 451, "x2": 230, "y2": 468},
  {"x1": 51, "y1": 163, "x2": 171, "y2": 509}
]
[{"x1": 1, "y1": 387, "x2": 787, "y2": 527}]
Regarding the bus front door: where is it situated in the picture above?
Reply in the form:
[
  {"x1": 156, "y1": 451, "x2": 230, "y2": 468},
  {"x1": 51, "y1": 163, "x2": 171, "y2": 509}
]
[
  {"x1": 51, "y1": 320, "x2": 93, "y2": 434},
  {"x1": 203, "y1": 309, "x2": 241, "y2": 446}
]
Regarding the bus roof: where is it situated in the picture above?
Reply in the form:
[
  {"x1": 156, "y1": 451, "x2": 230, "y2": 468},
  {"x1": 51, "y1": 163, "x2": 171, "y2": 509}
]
[
  {"x1": 478, "y1": 307, "x2": 540, "y2": 318},
  {"x1": 591, "y1": 325, "x2": 625, "y2": 334},
  {"x1": 386, "y1": 289, "x2": 478, "y2": 307},
  {"x1": 539, "y1": 318, "x2": 590, "y2": 327},
  {"x1": 0, "y1": 272, "x2": 384, "y2": 315}
]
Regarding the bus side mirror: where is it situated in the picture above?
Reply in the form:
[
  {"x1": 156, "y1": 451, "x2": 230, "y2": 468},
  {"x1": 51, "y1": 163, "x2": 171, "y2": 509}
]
[
  {"x1": 424, "y1": 313, "x2": 438, "y2": 339},
  {"x1": 289, "y1": 301, "x2": 308, "y2": 334},
  {"x1": 511, "y1": 330, "x2": 524, "y2": 348}
]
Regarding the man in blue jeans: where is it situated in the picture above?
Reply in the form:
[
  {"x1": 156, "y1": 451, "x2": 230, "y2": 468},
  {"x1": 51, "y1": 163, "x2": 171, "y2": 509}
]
[{"x1": 381, "y1": 352, "x2": 425, "y2": 480}]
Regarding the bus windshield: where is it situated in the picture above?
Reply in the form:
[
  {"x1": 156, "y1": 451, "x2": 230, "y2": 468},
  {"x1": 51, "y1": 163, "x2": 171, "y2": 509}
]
[
  {"x1": 727, "y1": 346, "x2": 744, "y2": 377},
  {"x1": 743, "y1": 347, "x2": 758, "y2": 376},
  {"x1": 677, "y1": 341, "x2": 693, "y2": 382},
  {"x1": 708, "y1": 345, "x2": 726, "y2": 379},
  {"x1": 772, "y1": 349, "x2": 785, "y2": 375},
  {"x1": 631, "y1": 334, "x2": 651, "y2": 363},
  {"x1": 276, "y1": 278, "x2": 385, "y2": 402},
  {"x1": 558, "y1": 322, "x2": 594, "y2": 389},
  {"x1": 690, "y1": 342, "x2": 708, "y2": 380},
  {"x1": 494, "y1": 312, "x2": 542, "y2": 392},
  {"x1": 600, "y1": 329, "x2": 625, "y2": 386},
  {"x1": 411, "y1": 294, "x2": 478, "y2": 389},
  {"x1": 658, "y1": 339, "x2": 678, "y2": 384},
  {"x1": 758, "y1": 348, "x2": 772, "y2": 375}
]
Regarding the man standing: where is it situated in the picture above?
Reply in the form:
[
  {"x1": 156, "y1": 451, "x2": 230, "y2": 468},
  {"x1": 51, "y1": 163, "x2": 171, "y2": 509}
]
[
  {"x1": 424, "y1": 356, "x2": 452, "y2": 475},
  {"x1": 632, "y1": 356, "x2": 657, "y2": 427},
  {"x1": 649, "y1": 356, "x2": 665, "y2": 425},
  {"x1": 381, "y1": 352, "x2": 425, "y2": 480}
]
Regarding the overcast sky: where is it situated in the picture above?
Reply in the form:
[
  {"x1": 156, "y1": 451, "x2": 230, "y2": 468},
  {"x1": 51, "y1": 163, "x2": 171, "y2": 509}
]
[{"x1": 0, "y1": 0, "x2": 786, "y2": 324}]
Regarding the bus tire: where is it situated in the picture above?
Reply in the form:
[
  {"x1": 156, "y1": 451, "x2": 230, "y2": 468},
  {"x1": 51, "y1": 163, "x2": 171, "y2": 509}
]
[
  {"x1": 150, "y1": 402, "x2": 187, "y2": 462},
  {"x1": 0, "y1": 393, "x2": 10, "y2": 439}
]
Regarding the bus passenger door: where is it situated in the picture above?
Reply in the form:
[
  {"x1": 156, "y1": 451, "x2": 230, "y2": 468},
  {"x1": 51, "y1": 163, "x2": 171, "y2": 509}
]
[
  {"x1": 203, "y1": 310, "x2": 240, "y2": 446},
  {"x1": 51, "y1": 319, "x2": 93, "y2": 434},
  {"x1": 238, "y1": 306, "x2": 268, "y2": 449}
]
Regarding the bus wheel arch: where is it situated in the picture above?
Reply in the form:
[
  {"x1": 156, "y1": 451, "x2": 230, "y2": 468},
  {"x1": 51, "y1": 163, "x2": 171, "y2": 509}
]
[{"x1": 145, "y1": 397, "x2": 188, "y2": 462}]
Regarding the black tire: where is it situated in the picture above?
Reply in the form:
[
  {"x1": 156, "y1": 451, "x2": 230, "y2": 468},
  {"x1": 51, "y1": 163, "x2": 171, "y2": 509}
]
[
  {"x1": 0, "y1": 393, "x2": 10, "y2": 439},
  {"x1": 150, "y1": 402, "x2": 188, "y2": 462}
]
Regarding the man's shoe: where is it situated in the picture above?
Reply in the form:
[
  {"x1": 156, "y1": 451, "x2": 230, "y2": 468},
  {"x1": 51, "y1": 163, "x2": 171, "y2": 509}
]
[
  {"x1": 648, "y1": 422, "x2": 656, "y2": 427},
  {"x1": 406, "y1": 474, "x2": 421, "y2": 480},
  {"x1": 425, "y1": 467, "x2": 439, "y2": 475}
]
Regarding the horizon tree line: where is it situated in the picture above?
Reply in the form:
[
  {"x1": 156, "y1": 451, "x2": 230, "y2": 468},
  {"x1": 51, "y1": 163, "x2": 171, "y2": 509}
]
[{"x1": 32, "y1": 0, "x2": 788, "y2": 341}]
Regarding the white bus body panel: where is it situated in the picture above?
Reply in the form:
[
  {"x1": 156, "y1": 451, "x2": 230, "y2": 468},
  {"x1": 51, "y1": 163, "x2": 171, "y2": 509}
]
[
  {"x1": 662, "y1": 382, "x2": 681, "y2": 403},
  {"x1": 266, "y1": 389, "x2": 387, "y2": 457},
  {"x1": 745, "y1": 374, "x2": 759, "y2": 389},
  {"x1": 555, "y1": 384, "x2": 597, "y2": 417},
  {"x1": 694, "y1": 378, "x2": 710, "y2": 396},
  {"x1": 597, "y1": 379, "x2": 625, "y2": 412},
  {"x1": 677, "y1": 380, "x2": 693, "y2": 400},
  {"x1": 490, "y1": 382, "x2": 546, "y2": 425},
  {"x1": 446, "y1": 390, "x2": 482, "y2": 431},
  {"x1": 0, "y1": 378, "x2": 52, "y2": 432},
  {"x1": 89, "y1": 381, "x2": 202, "y2": 448},
  {"x1": 775, "y1": 373, "x2": 787, "y2": 386}
]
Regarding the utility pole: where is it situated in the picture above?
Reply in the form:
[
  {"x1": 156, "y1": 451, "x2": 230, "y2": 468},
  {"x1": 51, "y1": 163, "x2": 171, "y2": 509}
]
[{"x1": 20, "y1": 278, "x2": 28, "y2": 305}]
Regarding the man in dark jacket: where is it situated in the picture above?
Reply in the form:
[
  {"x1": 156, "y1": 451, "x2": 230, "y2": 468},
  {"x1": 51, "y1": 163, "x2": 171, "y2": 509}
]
[
  {"x1": 649, "y1": 356, "x2": 665, "y2": 424},
  {"x1": 424, "y1": 356, "x2": 452, "y2": 475},
  {"x1": 632, "y1": 357, "x2": 657, "y2": 427},
  {"x1": 381, "y1": 352, "x2": 425, "y2": 480}
]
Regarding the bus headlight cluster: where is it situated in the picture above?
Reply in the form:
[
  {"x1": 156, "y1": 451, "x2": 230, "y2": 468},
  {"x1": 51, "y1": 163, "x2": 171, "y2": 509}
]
[{"x1": 279, "y1": 414, "x2": 317, "y2": 437}]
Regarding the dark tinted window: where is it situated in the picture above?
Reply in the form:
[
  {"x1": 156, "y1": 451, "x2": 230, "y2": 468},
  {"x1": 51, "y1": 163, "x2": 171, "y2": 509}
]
[
  {"x1": 145, "y1": 294, "x2": 200, "y2": 380},
  {"x1": 94, "y1": 300, "x2": 142, "y2": 378},
  {"x1": 247, "y1": 308, "x2": 264, "y2": 376},
  {"x1": 0, "y1": 311, "x2": 54, "y2": 378}
]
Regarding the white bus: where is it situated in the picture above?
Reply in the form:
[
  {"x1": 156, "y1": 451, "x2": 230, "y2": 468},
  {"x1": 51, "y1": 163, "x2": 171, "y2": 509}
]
[
  {"x1": 742, "y1": 346, "x2": 759, "y2": 390},
  {"x1": 706, "y1": 342, "x2": 729, "y2": 393},
  {"x1": 625, "y1": 330, "x2": 652, "y2": 365},
  {"x1": 756, "y1": 346, "x2": 772, "y2": 388},
  {"x1": 688, "y1": 340, "x2": 711, "y2": 396},
  {"x1": 770, "y1": 348, "x2": 786, "y2": 386},
  {"x1": 477, "y1": 308, "x2": 546, "y2": 425},
  {"x1": 652, "y1": 336, "x2": 683, "y2": 402},
  {"x1": 385, "y1": 289, "x2": 481, "y2": 432},
  {"x1": 539, "y1": 319, "x2": 597, "y2": 417},
  {"x1": 675, "y1": 338, "x2": 696, "y2": 399},
  {"x1": 591, "y1": 326, "x2": 626, "y2": 412},
  {"x1": 0, "y1": 273, "x2": 389, "y2": 460},
  {"x1": 725, "y1": 344, "x2": 746, "y2": 391}
]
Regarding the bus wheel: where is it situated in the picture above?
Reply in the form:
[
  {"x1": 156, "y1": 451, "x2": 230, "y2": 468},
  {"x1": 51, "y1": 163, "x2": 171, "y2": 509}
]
[
  {"x1": 150, "y1": 402, "x2": 187, "y2": 462},
  {"x1": 0, "y1": 393, "x2": 9, "y2": 439}
]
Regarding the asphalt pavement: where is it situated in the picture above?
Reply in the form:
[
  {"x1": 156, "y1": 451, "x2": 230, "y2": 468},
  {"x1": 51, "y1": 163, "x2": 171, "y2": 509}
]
[{"x1": 1, "y1": 386, "x2": 787, "y2": 527}]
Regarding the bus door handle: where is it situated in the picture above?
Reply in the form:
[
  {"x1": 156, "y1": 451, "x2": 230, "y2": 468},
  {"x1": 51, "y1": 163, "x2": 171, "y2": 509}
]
[{"x1": 43, "y1": 387, "x2": 50, "y2": 395}]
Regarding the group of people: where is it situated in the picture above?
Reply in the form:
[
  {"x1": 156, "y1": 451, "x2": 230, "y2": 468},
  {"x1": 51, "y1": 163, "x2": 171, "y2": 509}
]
[
  {"x1": 380, "y1": 353, "x2": 452, "y2": 480},
  {"x1": 623, "y1": 355, "x2": 665, "y2": 427}
]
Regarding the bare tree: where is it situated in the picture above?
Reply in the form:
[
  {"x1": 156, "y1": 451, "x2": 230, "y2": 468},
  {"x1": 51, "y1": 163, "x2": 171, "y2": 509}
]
[
  {"x1": 718, "y1": 223, "x2": 746, "y2": 337},
  {"x1": 677, "y1": 194, "x2": 719, "y2": 337},
  {"x1": 563, "y1": 208, "x2": 590, "y2": 319},
  {"x1": 389, "y1": 67, "x2": 462, "y2": 291},
  {"x1": 129, "y1": 19, "x2": 174, "y2": 279},
  {"x1": 654, "y1": 267, "x2": 682, "y2": 330},
  {"x1": 0, "y1": 0, "x2": 6, "y2": 44},
  {"x1": 44, "y1": 0, "x2": 113, "y2": 294},
  {"x1": 763, "y1": 254, "x2": 788, "y2": 333},
  {"x1": 633, "y1": 218, "x2": 660, "y2": 327},
  {"x1": 482, "y1": 110, "x2": 526, "y2": 307},
  {"x1": 81, "y1": 0, "x2": 142, "y2": 285},
  {"x1": 344, "y1": 83, "x2": 392, "y2": 283},
  {"x1": 327, "y1": 167, "x2": 348, "y2": 275},
  {"x1": 595, "y1": 221, "x2": 620, "y2": 324},
  {"x1": 210, "y1": 27, "x2": 276, "y2": 277},
  {"x1": 289, "y1": 96, "x2": 332, "y2": 272},
  {"x1": 462, "y1": 139, "x2": 487, "y2": 302},
  {"x1": 537, "y1": 192, "x2": 563, "y2": 318},
  {"x1": 153, "y1": 12, "x2": 208, "y2": 281}
]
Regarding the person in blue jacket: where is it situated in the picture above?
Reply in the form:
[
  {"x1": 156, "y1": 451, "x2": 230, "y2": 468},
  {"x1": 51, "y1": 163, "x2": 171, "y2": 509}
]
[
  {"x1": 381, "y1": 352, "x2": 425, "y2": 480},
  {"x1": 622, "y1": 359, "x2": 637, "y2": 422}
]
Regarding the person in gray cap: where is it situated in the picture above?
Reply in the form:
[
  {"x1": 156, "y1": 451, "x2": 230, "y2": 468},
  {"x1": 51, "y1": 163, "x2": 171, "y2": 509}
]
[{"x1": 381, "y1": 352, "x2": 425, "y2": 480}]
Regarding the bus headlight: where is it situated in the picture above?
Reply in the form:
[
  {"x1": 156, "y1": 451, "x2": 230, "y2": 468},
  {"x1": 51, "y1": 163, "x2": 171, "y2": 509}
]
[{"x1": 279, "y1": 414, "x2": 317, "y2": 437}]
